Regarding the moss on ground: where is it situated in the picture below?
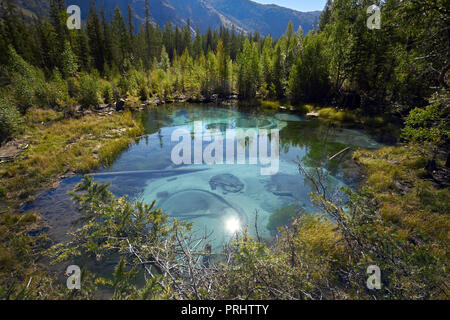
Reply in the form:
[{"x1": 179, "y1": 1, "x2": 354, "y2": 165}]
[{"x1": 354, "y1": 146, "x2": 450, "y2": 247}]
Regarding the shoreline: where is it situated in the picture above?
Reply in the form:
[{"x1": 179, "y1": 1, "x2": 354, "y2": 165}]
[{"x1": 1, "y1": 98, "x2": 398, "y2": 212}]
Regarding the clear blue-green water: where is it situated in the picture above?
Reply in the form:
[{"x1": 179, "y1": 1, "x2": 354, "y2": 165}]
[{"x1": 25, "y1": 104, "x2": 384, "y2": 248}]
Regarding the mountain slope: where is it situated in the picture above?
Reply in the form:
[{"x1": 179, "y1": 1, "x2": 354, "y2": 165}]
[
  {"x1": 208, "y1": 0, "x2": 319, "y2": 37},
  {"x1": 14, "y1": 0, "x2": 321, "y2": 37}
]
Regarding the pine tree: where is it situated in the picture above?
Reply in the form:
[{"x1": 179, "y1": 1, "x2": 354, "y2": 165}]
[
  {"x1": 183, "y1": 19, "x2": 192, "y2": 55},
  {"x1": 127, "y1": 2, "x2": 134, "y2": 37},
  {"x1": 35, "y1": 19, "x2": 59, "y2": 72},
  {"x1": 215, "y1": 40, "x2": 230, "y2": 96},
  {"x1": 159, "y1": 45, "x2": 170, "y2": 72},
  {"x1": 144, "y1": 0, "x2": 151, "y2": 67},
  {"x1": 61, "y1": 41, "x2": 79, "y2": 78},
  {"x1": 261, "y1": 36, "x2": 274, "y2": 98},
  {"x1": 237, "y1": 39, "x2": 260, "y2": 99},
  {"x1": 319, "y1": 0, "x2": 333, "y2": 32},
  {"x1": 205, "y1": 27, "x2": 213, "y2": 53},
  {"x1": 193, "y1": 25, "x2": 203, "y2": 59},
  {"x1": 163, "y1": 20, "x2": 174, "y2": 59},
  {"x1": 86, "y1": 1, "x2": 105, "y2": 72},
  {"x1": 101, "y1": 5, "x2": 113, "y2": 67},
  {"x1": 288, "y1": 34, "x2": 330, "y2": 103},
  {"x1": 272, "y1": 44, "x2": 285, "y2": 99},
  {"x1": 74, "y1": 28, "x2": 91, "y2": 71},
  {"x1": 111, "y1": 6, "x2": 131, "y2": 69},
  {"x1": 127, "y1": 2, "x2": 135, "y2": 59},
  {"x1": 49, "y1": 0, "x2": 67, "y2": 53}
]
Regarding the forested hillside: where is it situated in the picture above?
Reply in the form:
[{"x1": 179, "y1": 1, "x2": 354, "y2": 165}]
[
  {"x1": 2, "y1": 0, "x2": 447, "y2": 113},
  {"x1": 13, "y1": 0, "x2": 321, "y2": 36},
  {"x1": 0, "y1": 0, "x2": 448, "y2": 300}
]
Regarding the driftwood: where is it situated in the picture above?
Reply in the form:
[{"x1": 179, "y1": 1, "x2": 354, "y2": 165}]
[{"x1": 329, "y1": 147, "x2": 351, "y2": 161}]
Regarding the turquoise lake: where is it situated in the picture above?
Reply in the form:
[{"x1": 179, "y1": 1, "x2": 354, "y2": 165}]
[{"x1": 26, "y1": 104, "x2": 384, "y2": 249}]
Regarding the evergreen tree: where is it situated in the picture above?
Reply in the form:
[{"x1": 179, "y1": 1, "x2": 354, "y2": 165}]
[
  {"x1": 159, "y1": 45, "x2": 170, "y2": 72},
  {"x1": 183, "y1": 19, "x2": 192, "y2": 55},
  {"x1": 61, "y1": 41, "x2": 79, "y2": 78},
  {"x1": 272, "y1": 44, "x2": 285, "y2": 99},
  {"x1": 261, "y1": 36, "x2": 274, "y2": 98},
  {"x1": 215, "y1": 40, "x2": 230, "y2": 96},
  {"x1": 111, "y1": 6, "x2": 131, "y2": 69},
  {"x1": 86, "y1": 1, "x2": 104, "y2": 73},
  {"x1": 193, "y1": 25, "x2": 203, "y2": 59},
  {"x1": 319, "y1": 0, "x2": 333, "y2": 32},
  {"x1": 237, "y1": 39, "x2": 260, "y2": 99},
  {"x1": 127, "y1": 2, "x2": 135, "y2": 60},
  {"x1": 288, "y1": 34, "x2": 330, "y2": 103},
  {"x1": 74, "y1": 28, "x2": 91, "y2": 71},
  {"x1": 101, "y1": 5, "x2": 113, "y2": 68}
]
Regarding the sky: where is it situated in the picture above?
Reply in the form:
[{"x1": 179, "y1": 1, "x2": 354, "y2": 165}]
[{"x1": 252, "y1": 0, "x2": 327, "y2": 12}]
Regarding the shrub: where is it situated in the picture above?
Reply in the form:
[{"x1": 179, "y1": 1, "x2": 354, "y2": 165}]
[
  {"x1": 78, "y1": 73, "x2": 99, "y2": 109},
  {"x1": 138, "y1": 84, "x2": 149, "y2": 102},
  {"x1": 118, "y1": 71, "x2": 138, "y2": 97},
  {"x1": 7, "y1": 46, "x2": 38, "y2": 112},
  {"x1": 118, "y1": 76, "x2": 130, "y2": 97},
  {"x1": 10, "y1": 73, "x2": 35, "y2": 112},
  {"x1": 101, "y1": 81, "x2": 114, "y2": 104},
  {"x1": 402, "y1": 91, "x2": 450, "y2": 144},
  {"x1": 46, "y1": 69, "x2": 69, "y2": 110},
  {"x1": 67, "y1": 77, "x2": 80, "y2": 98},
  {"x1": 0, "y1": 99, "x2": 24, "y2": 142}
]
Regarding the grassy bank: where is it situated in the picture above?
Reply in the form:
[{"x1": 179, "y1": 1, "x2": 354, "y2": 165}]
[
  {"x1": 0, "y1": 107, "x2": 145, "y2": 298},
  {"x1": 0, "y1": 108, "x2": 144, "y2": 209},
  {"x1": 354, "y1": 145, "x2": 449, "y2": 262}
]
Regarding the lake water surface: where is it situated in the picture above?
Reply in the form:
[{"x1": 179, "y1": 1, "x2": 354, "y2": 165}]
[{"x1": 26, "y1": 104, "x2": 384, "y2": 248}]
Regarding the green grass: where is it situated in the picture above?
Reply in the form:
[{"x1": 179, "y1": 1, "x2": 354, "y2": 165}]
[
  {"x1": 26, "y1": 108, "x2": 64, "y2": 123},
  {"x1": 354, "y1": 146, "x2": 450, "y2": 245},
  {"x1": 0, "y1": 109, "x2": 144, "y2": 207},
  {"x1": 318, "y1": 107, "x2": 357, "y2": 122},
  {"x1": 259, "y1": 100, "x2": 281, "y2": 110}
]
